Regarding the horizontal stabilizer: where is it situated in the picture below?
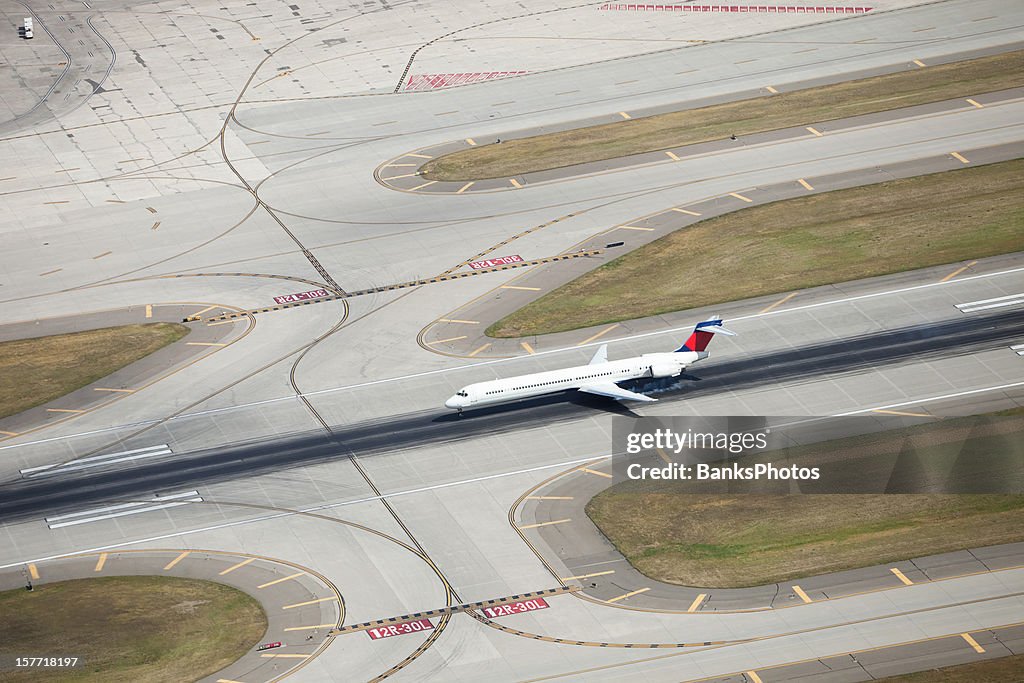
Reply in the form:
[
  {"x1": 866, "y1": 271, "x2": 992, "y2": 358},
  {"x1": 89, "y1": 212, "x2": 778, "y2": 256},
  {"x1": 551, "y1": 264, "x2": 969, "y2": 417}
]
[{"x1": 578, "y1": 383, "x2": 657, "y2": 402}]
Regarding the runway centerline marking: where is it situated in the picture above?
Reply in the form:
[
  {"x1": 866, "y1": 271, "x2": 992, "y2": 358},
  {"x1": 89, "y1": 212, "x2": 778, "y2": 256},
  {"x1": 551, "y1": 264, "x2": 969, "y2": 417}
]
[
  {"x1": 891, "y1": 568, "x2": 914, "y2": 585},
  {"x1": 687, "y1": 594, "x2": 707, "y2": 612},
  {"x1": 792, "y1": 585, "x2": 812, "y2": 603},
  {"x1": 961, "y1": 633, "x2": 985, "y2": 653}
]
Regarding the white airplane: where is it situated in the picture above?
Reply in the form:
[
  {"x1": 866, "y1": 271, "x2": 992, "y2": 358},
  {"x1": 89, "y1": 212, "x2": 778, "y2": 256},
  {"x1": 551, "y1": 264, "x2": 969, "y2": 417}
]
[{"x1": 444, "y1": 316, "x2": 735, "y2": 413}]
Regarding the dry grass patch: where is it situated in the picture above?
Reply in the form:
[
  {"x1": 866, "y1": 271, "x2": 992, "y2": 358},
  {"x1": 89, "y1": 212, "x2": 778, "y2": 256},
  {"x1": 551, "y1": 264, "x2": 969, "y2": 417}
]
[
  {"x1": 489, "y1": 158, "x2": 1024, "y2": 337},
  {"x1": 0, "y1": 323, "x2": 190, "y2": 418},
  {"x1": 879, "y1": 655, "x2": 1024, "y2": 682},
  {"x1": 0, "y1": 576, "x2": 266, "y2": 682},
  {"x1": 422, "y1": 51, "x2": 1024, "y2": 180}
]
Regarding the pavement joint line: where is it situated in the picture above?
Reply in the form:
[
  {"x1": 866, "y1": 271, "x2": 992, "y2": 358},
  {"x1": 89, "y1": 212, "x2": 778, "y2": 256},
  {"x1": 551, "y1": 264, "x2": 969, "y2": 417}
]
[
  {"x1": 607, "y1": 587, "x2": 650, "y2": 603},
  {"x1": 950, "y1": 151, "x2": 970, "y2": 164},
  {"x1": 687, "y1": 594, "x2": 707, "y2": 612},
  {"x1": 259, "y1": 571, "x2": 306, "y2": 589},
  {"x1": 966, "y1": 98, "x2": 984, "y2": 108},
  {"x1": 580, "y1": 467, "x2": 612, "y2": 479},
  {"x1": 792, "y1": 585, "x2": 813, "y2": 603},
  {"x1": 759, "y1": 292, "x2": 797, "y2": 314},
  {"x1": 219, "y1": 557, "x2": 256, "y2": 575},
  {"x1": 94, "y1": 553, "x2": 107, "y2": 572},
  {"x1": 891, "y1": 568, "x2": 914, "y2": 585},
  {"x1": 468, "y1": 343, "x2": 492, "y2": 357},
  {"x1": 940, "y1": 260, "x2": 978, "y2": 282},
  {"x1": 960, "y1": 633, "x2": 985, "y2": 653},
  {"x1": 729, "y1": 191, "x2": 753, "y2": 202},
  {"x1": 670, "y1": 207, "x2": 701, "y2": 216},
  {"x1": 797, "y1": 178, "x2": 814, "y2": 191},
  {"x1": 519, "y1": 519, "x2": 571, "y2": 529},
  {"x1": 577, "y1": 324, "x2": 620, "y2": 346},
  {"x1": 806, "y1": 126, "x2": 823, "y2": 137},
  {"x1": 164, "y1": 551, "x2": 189, "y2": 571},
  {"x1": 520, "y1": 341, "x2": 536, "y2": 354},
  {"x1": 284, "y1": 597, "x2": 339, "y2": 610},
  {"x1": 331, "y1": 587, "x2": 577, "y2": 634},
  {"x1": 872, "y1": 408, "x2": 932, "y2": 418},
  {"x1": 562, "y1": 570, "x2": 615, "y2": 581}
]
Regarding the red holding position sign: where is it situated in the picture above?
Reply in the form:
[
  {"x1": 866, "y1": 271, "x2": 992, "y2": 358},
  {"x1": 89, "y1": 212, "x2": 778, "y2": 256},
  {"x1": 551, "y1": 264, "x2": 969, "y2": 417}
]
[
  {"x1": 366, "y1": 619, "x2": 435, "y2": 640},
  {"x1": 468, "y1": 255, "x2": 523, "y2": 270},
  {"x1": 274, "y1": 289, "x2": 330, "y2": 305},
  {"x1": 481, "y1": 598, "x2": 550, "y2": 619}
]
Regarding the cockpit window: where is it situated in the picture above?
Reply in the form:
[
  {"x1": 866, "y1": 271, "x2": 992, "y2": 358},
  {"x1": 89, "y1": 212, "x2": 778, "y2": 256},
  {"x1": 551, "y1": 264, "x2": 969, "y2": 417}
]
[{"x1": 457, "y1": 391, "x2": 468, "y2": 397}]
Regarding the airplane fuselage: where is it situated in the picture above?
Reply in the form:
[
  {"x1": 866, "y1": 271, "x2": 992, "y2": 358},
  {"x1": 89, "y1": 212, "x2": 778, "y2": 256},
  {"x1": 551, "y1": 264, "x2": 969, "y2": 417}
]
[{"x1": 445, "y1": 351, "x2": 701, "y2": 410}]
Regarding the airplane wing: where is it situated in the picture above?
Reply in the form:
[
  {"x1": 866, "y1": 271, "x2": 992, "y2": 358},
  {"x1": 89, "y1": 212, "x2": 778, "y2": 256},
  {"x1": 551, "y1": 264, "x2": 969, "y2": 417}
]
[
  {"x1": 588, "y1": 344, "x2": 608, "y2": 365},
  {"x1": 578, "y1": 382, "x2": 657, "y2": 402}
]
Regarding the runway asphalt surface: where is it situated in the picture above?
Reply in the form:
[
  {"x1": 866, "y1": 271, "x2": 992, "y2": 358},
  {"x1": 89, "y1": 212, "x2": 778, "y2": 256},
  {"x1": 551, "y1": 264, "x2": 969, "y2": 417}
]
[{"x1": 2, "y1": 307, "x2": 1020, "y2": 521}]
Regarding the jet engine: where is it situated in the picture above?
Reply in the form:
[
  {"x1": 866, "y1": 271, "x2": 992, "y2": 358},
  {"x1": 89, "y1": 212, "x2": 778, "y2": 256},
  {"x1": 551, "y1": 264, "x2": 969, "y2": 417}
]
[{"x1": 648, "y1": 361, "x2": 683, "y2": 378}]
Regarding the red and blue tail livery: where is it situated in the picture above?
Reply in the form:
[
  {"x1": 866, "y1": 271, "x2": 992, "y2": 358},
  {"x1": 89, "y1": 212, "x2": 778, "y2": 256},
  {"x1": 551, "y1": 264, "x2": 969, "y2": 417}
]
[{"x1": 676, "y1": 315, "x2": 737, "y2": 353}]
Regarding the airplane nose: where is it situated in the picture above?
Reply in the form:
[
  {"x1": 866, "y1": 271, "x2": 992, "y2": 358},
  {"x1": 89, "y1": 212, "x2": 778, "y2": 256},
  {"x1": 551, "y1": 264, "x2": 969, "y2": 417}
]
[{"x1": 445, "y1": 397, "x2": 457, "y2": 409}]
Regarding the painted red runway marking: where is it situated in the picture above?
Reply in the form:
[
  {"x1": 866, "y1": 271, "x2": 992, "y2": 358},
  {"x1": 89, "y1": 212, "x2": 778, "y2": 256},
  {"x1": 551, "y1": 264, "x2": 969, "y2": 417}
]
[
  {"x1": 274, "y1": 288, "x2": 330, "y2": 305},
  {"x1": 367, "y1": 619, "x2": 435, "y2": 640},
  {"x1": 468, "y1": 255, "x2": 524, "y2": 270},
  {"x1": 482, "y1": 597, "x2": 551, "y2": 618},
  {"x1": 404, "y1": 71, "x2": 528, "y2": 91},
  {"x1": 598, "y1": 4, "x2": 872, "y2": 12}
]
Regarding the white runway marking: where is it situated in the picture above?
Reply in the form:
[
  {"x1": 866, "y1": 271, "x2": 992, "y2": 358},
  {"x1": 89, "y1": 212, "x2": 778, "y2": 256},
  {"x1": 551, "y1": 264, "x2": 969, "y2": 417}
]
[
  {"x1": 45, "y1": 490, "x2": 202, "y2": 529},
  {"x1": 1011, "y1": 343, "x2": 1024, "y2": 357},
  {"x1": 956, "y1": 292, "x2": 1024, "y2": 313},
  {"x1": 20, "y1": 444, "x2": 172, "y2": 477}
]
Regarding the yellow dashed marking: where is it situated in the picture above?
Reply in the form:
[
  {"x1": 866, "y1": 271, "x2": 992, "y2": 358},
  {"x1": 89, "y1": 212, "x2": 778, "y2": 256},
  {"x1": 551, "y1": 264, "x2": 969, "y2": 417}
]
[
  {"x1": 284, "y1": 623, "x2": 336, "y2": 631},
  {"x1": 806, "y1": 126, "x2": 823, "y2": 137},
  {"x1": 951, "y1": 151, "x2": 970, "y2": 164},
  {"x1": 28, "y1": 564, "x2": 39, "y2": 580},
  {"x1": 145, "y1": 304, "x2": 152, "y2": 318},
  {"x1": 521, "y1": 341, "x2": 536, "y2": 354},
  {"x1": 665, "y1": 151, "x2": 680, "y2": 161},
  {"x1": 186, "y1": 342, "x2": 227, "y2": 347},
  {"x1": 729, "y1": 192, "x2": 753, "y2": 202},
  {"x1": 468, "y1": 343, "x2": 492, "y2": 357},
  {"x1": 430, "y1": 335, "x2": 468, "y2": 344},
  {"x1": 577, "y1": 324, "x2": 619, "y2": 346},
  {"x1": 525, "y1": 495, "x2": 572, "y2": 500},
  {"x1": 509, "y1": 178, "x2": 523, "y2": 189},
  {"x1": 465, "y1": 138, "x2": 477, "y2": 146},
  {"x1": 94, "y1": 554, "x2": 107, "y2": 572},
  {"x1": 0, "y1": 430, "x2": 19, "y2": 437},
  {"x1": 891, "y1": 568, "x2": 914, "y2": 585},
  {"x1": 760, "y1": 291, "x2": 797, "y2": 314},
  {"x1": 406, "y1": 153, "x2": 432, "y2": 159},
  {"x1": 47, "y1": 408, "x2": 85, "y2": 414},
  {"x1": 966, "y1": 98, "x2": 983, "y2": 108},
  {"x1": 748, "y1": 671, "x2": 764, "y2": 683},
  {"x1": 283, "y1": 596, "x2": 339, "y2": 610},
  {"x1": 913, "y1": 59, "x2": 926, "y2": 67},
  {"x1": 618, "y1": 111, "x2": 631, "y2": 119},
  {"x1": 607, "y1": 587, "x2": 650, "y2": 603},
  {"x1": 687, "y1": 593, "x2": 706, "y2": 612},
  {"x1": 561, "y1": 570, "x2": 615, "y2": 581},
  {"x1": 961, "y1": 633, "x2": 985, "y2": 653},
  {"x1": 581, "y1": 467, "x2": 612, "y2": 479},
  {"x1": 940, "y1": 260, "x2": 977, "y2": 282},
  {"x1": 501, "y1": 285, "x2": 541, "y2": 291},
  {"x1": 519, "y1": 519, "x2": 571, "y2": 530},
  {"x1": 382, "y1": 173, "x2": 419, "y2": 181},
  {"x1": 619, "y1": 225, "x2": 655, "y2": 232},
  {"x1": 671, "y1": 208, "x2": 701, "y2": 216},
  {"x1": 792, "y1": 585, "x2": 812, "y2": 603},
  {"x1": 94, "y1": 387, "x2": 134, "y2": 393},
  {"x1": 765, "y1": 85, "x2": 778, "y2": 94},
  {"x1": 797, "y1": 178, "x2": 814, "y2": 191},
  {"x1": 219, "y1": 557, "x2": 255, "y2": 575},
  {"x1": 164, "y1": 552, "x2": 190, "y2": 571},
  {"x1": 439, "y1": 318, "x2": 478, "y2": 324},
  {"x1": 873, "y1": 408, "x2": 932, "y2": 418},
  {"x1": 409, "y1": 180, "x2": 437, "y2": 192},
  {"x1": 259, "y1": 572, "x2": 306, "y2": 589},
  {"x1": 456, "y1": 182, "x2": 475, "y2": 194}
]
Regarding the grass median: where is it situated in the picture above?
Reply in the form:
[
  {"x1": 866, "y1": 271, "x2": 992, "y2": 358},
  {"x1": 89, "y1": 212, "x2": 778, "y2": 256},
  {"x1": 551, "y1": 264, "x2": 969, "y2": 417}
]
[
  {"x1": 0, "y1": 576, "x2": 266, "y2": 682},
  {"x1": 488, "y1": 157, "x2": 1024, "y2": 338},
  {"x1": 0, "y1": 323, "x2": 190, "y2": 419},
  {"x1": 880, "y1": 656, "x2": 1024, "y2": 682},
  {"x1": 585, "y1": 412, "x2": 1024, "y2": 588},
  {"x1": 421, "y1": 50, "x2": 1024, "y2": 181}
]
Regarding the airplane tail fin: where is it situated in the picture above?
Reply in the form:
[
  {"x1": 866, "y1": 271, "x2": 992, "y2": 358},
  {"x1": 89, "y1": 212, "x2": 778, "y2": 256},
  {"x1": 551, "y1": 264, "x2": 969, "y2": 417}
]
[{"x1": 675, "y1": 315, "x2": 736, "y2": 353}]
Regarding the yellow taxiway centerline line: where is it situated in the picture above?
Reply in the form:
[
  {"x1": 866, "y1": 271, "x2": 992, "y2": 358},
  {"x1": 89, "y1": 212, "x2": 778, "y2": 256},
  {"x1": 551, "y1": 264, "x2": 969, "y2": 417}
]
[
  {"x1": 501, "y1": 285, "x2": 541, "y2": 291},
  {"x1": 94, "y1": 387, "x2": 134, "y2": 393},
  {"x1": 525, "y1": 495, "x2": 572, "y2": 500}
]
